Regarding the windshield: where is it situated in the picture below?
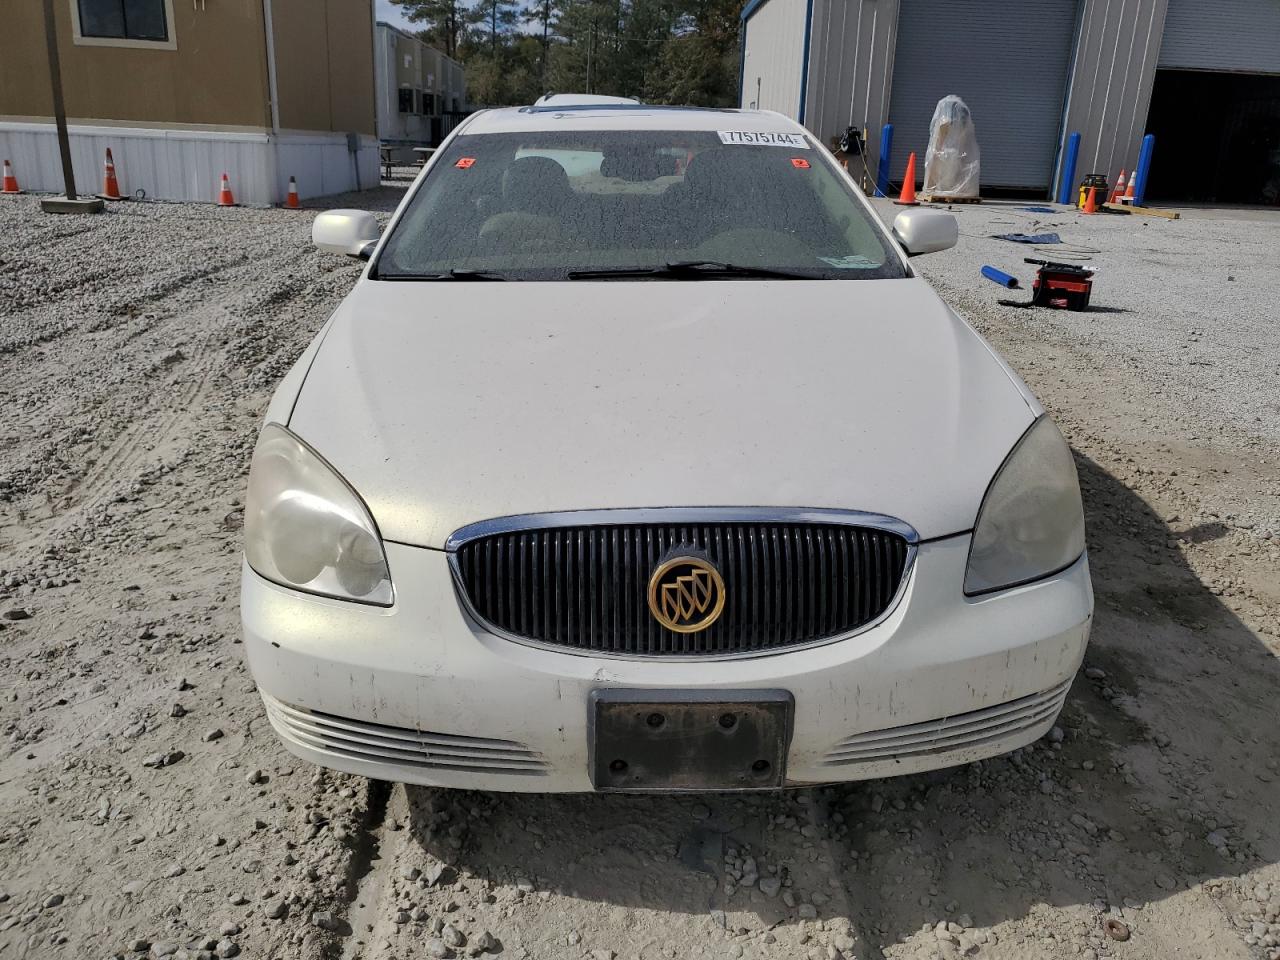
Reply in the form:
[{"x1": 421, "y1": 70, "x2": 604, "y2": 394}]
[{"x1": 374, "y1": 128, "x2": 906, "y2": 280}]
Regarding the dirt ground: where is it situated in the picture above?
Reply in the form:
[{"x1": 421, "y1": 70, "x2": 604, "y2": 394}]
[{"x1": 1, "y1": 188, "x2": 1278, "y2": 960}]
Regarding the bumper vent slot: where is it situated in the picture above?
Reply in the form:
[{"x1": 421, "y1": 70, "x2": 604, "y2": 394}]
[
  {"x1": 453, "y1": 520, "x2": 912, "y2": 656},
  {"x1": 263, "y1": 696, "x2": 549, "y2": 776},
  {"x1": 822, "y1": 679, "x2": 1072, "y2": 766}
]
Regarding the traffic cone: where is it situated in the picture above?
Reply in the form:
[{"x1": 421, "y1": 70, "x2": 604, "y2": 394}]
[
  {"x1": 1, "y1": 159, "x2": 20, "y2": 194},
  {"x1": 217, "y1": 172, "x2": 236, "y2": 207},
  {"x1": 894, "y1": 151, "x2": 919, "y2": 206},
  {"x1": 284, "y1": 176, "x2": 300, "y2": 209},
  {"x1": 98, "y1": 148, "x2": 123, "y2": 200},
  {"x1": 1081, "y1": 185, "x2": 1099, "y2": 214},
  {"x1": 1122, "y1": 175, "x2": 1136, "y2": 204},
  {"x1": 1109, "y1": 169, "x2": 1126, "y2": 204}
]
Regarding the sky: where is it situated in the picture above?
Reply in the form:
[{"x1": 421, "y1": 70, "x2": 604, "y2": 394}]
[{"x1": 374, "y1": 0, "x2": 415, "y2": 30}]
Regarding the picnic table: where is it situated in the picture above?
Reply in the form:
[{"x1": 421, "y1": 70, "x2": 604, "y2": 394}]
[{"x1": 380, "y1": 145, "x2": 437, "y2": 180}]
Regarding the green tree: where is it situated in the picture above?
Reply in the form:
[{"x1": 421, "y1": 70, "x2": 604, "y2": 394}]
[
  {"x1": 523, "y1": 0, "x2": 560, "y2": 90},
  {"x1": 391, "y1": 0, "x2": 475, "y2": 58},
  {"x1": 646, "y1": 0, "x2": 740, "y2": 106},
  {"x1": 472, "y1": 0, "x2": 521, "y2": 57},
  {"x1": 401, "y1": 0, "x2": 744, "y2": 109},
  {"x1": 456, "y1": 0, "x2": 520, "y2": 103}
]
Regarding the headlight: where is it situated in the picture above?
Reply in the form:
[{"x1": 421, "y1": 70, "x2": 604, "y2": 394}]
[
  {"x1": 244, "y1": 423, "x2": 393, "y2": 606},
  {"x1": 964, "y1": 415, "x2": 1085, "y2": 595}
]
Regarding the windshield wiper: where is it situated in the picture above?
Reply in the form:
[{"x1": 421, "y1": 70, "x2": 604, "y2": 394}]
[
  {"x1": 380, "y1": 269, "x2": 509, "y2": 281},
  {"x1": 567, "y1": 260, "x2": 811, "y2": 280}
]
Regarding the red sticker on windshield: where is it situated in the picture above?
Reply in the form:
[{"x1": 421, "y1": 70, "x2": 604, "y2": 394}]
[
  {"x1": 455, "y1": 157, "x2": 476, "y2": 169},
  {"x1": 791, "y1": 157, "x2": 810, "y2": 169}
]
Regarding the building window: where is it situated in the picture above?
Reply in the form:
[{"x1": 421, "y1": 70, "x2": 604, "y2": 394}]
[
  {"x1": 72, "y1": 0, "x2": 176, "y2": 48},
  {"x1": 398, "y1": 89, "x2": 414, "y2": 114},
  {"x1": 78, "y1": 0, "x2": 167, "y2": 40}
]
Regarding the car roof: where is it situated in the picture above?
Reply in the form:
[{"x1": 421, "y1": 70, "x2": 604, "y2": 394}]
[
  {"x1": 458, "y1": 105, "x2": 811, "y2": 137},
  {"x1": 533, "y1": 93, "x2": 641, "y2": 106}
]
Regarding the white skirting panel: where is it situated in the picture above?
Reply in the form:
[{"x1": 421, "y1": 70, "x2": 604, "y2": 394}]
[
  {"x1": 275, "y1": 131, "x2": 381, "y2": 201},
  {"x1": 0, "y1": 122, "x2": 380, "y2": 205}
]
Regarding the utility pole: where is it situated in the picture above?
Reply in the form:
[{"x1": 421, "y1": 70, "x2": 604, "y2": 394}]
[{"x1": 40, "y1": 0, "x2": 103, "y2": 213}]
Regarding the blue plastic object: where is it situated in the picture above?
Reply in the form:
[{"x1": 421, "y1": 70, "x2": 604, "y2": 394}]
[
  {"x1": 1133, "y1": 134, "x2": 1155, "y2": 206},
  {"x1": 993, "y1": 232, "x2": 1062, "y2": 245},
  {"x1": 876, "y1": 124, "x2": 894, "y2": 198},
  {"x1": 981, "y1": 265, "x2": 1019, "y2": 289},
  {"x1": 1057, "y1": 132, "x2": 1081, "y2": 205}
]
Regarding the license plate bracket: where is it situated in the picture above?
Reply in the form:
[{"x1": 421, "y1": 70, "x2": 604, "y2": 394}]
[{"x1": 589, "y1": 689, "x2": 794, "y2": 792}]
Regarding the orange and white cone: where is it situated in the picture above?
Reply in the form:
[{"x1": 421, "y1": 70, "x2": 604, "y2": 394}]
[
  {"x1": 894, "y1": 151, "x2": 920, "y2": 206},
  {"x1": 284, "y1": 176, "x2": 300, "y2": 209},
  {"x1": 1, "y1": 159, "x2": 20, "y2": 195},
  {"x1": 217, "y1": 172, "x2": 236, "y2": 207},
  {"x1": 1122, "y1": 175, "x2": 1136, "y2": 204},
  {"x1": 1109, "y1": 169, "x2": 1126, "y2": 204},
  {"x1": 99, "y1": 148, "x2": 123, "y2": 200}
]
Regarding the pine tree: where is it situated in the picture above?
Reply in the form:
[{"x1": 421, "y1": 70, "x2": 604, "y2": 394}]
[
  {"x1": 473, "y1": 0, "x2": 520, "y2": 57},
  {"x1": 397, "y1": 0, "x2": 744, "y2": 108},
  {"x1": 391, "y1": 0, "x2": 475, "y2": 59},
  {"x1": 523, "y1": 0, "x2": 560, "y2": 91}
]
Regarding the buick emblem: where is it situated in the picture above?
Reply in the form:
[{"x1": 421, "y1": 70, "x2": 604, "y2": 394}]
[{"x1": 647, "y1": 556, "x2": 726, "y2": 633}]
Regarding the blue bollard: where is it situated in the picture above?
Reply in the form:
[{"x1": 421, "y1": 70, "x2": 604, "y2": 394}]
[
  {"x1": 1133, "y1": 134, "x2": 1155, "y2": 206},
  {"x1": 981, "y1": 265, "x2": 1019, "y2": 289},
  {"x1": 875, "y1": 124, "x2": 894, "y2": 198},
  {"x1": 1057, "y1": 132, "x2": 1081, "y2": 206}
]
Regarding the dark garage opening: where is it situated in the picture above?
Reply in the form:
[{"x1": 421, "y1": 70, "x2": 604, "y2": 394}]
[{"x1": 1145, "y1": 69, "x2": 1280, "y2": 205}]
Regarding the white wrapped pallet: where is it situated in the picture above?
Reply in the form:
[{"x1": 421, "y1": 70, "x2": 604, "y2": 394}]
[{"x1": 923, "y1": 95, "x2": 981, "y2": 199}]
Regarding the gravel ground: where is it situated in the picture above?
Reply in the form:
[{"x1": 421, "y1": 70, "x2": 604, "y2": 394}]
[
  {"x1": 900, "y1": 199, "x2": 1280, "y2": 456},
  {"x1": 1, "y1": 189, "x2": 1278, "y2": 960}
]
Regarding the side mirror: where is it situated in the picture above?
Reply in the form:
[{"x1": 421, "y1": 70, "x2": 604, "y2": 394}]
[
  {"x1": 891, "y1": 209, "x2": 959, "y2": 256},
  {"x1": 313, "y1": 209, "x2": 380, "y2": 258}
]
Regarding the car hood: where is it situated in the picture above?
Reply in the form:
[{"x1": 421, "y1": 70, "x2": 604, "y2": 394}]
[{"x1": 288, "y1": 279, "x2": 1037, "y2": 548}]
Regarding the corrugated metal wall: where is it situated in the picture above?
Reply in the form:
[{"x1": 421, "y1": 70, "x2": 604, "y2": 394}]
[
  {"x1": 1159, "y1": 0, "x2": 1280, "y2": 73},
  {"x1": 0, "y1": 122, "x2": 273, "y2": 203},
  {"x1": 0, "y1": 121, "x2": 378, "y2": 204},
  {"x1": 796, "y1": 0, "x2": 1185, "y2": 200},
  {"x1": 1059, "y1": 0, "x2": 1168, "y2": 194},
  {"x1": 760, "y1": 0, "x2": 1279, "y2": 202},
  {"x1": 802, "y1": 0, "x2": 899, "y2": 173},
  {"x1": 741, "y1": 0, "x2": 812, "y2": 116}
]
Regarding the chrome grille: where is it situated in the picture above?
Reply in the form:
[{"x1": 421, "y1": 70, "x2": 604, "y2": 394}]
[{"x1": 450, "y1": 512, "x2": 914, "y2": 657}]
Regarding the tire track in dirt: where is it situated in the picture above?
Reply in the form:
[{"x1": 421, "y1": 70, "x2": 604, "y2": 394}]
[
  {"x1": 0, "y1": 188, "x2": 407, "y2": 960},
  {"x1": 338, "y1": 782, "x2": 400, "y2": 960},
  {"x1": 0, "y1": 234, "x2": 327, "y2": 558},
  {"x1": 0, "y1": 317, "x2": 219, "y2": 556}
]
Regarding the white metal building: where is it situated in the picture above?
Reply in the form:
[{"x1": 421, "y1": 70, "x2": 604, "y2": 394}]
[
  {"x1": 740, "y1": 0, "x2": 1280, "y2": 203},
  {"x1": 375, "y1": 22, "x2": 468, "y2": 159}
]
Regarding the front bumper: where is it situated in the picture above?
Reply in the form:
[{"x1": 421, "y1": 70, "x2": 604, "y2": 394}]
[{"x1": 241, "y1": 535, "x2": 1092, "y2": 792}]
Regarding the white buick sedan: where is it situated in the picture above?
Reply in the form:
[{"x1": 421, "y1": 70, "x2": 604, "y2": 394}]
[{"x1": 241, "y1": 103, "x2": 1092, "y2": 793}]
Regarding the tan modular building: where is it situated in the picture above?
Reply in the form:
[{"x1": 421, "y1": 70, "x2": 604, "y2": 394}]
[
  {"x1": 374, "y1": 21, "x2": 467, "y2": 161},
  {"x1": 0, "y1": 0, "x2": 379, "y2": 205}
]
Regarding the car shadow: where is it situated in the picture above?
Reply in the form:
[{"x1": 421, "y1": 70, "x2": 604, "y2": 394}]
[{"x1": 398, "y1": 452, "x2": 1278, "y2": 959}]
